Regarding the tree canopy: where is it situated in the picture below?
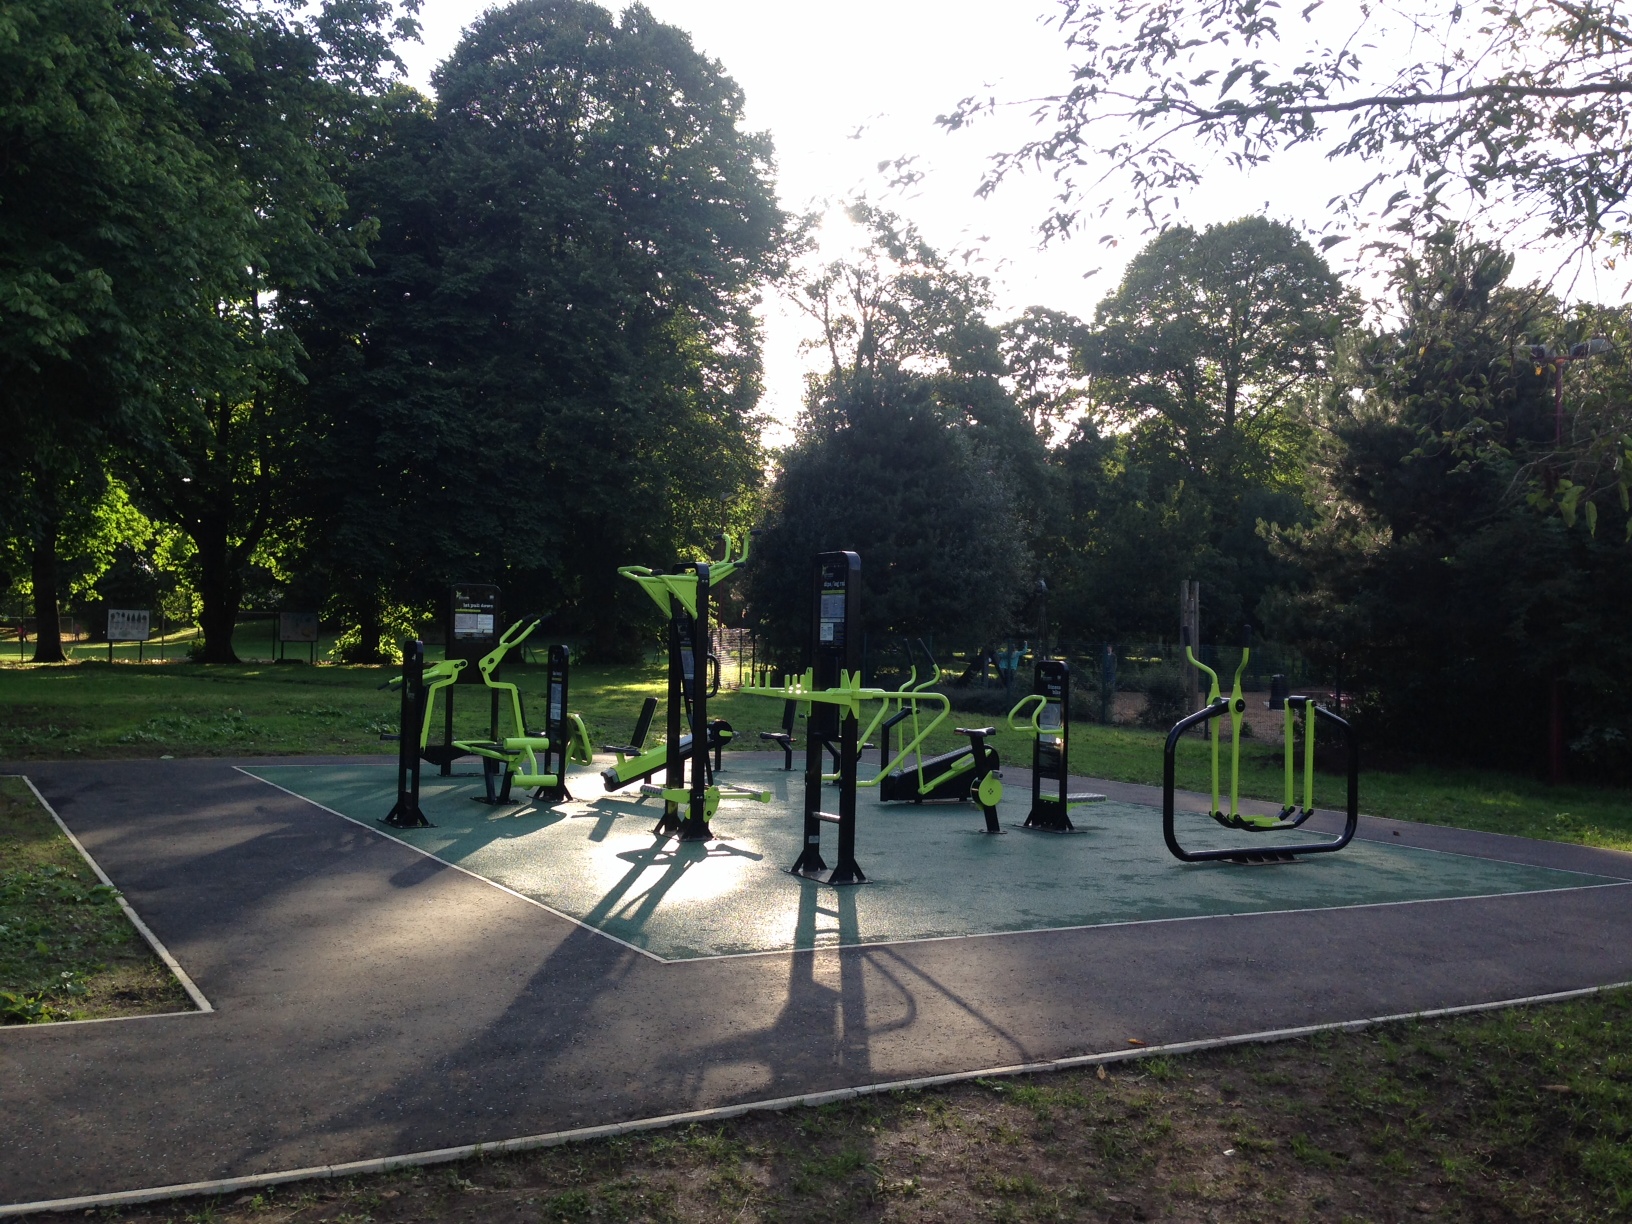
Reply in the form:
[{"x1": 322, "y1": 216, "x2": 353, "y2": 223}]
[
  {"x1": 292, "y1": 0, "x2": 785, "y2": 658},
  {"x1": 940, "y1": 0, "x2": 1632, "y2": 257}
]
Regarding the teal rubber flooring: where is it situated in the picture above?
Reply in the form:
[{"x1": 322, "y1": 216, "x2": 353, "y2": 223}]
[{"x1": 245, "y1": 759, "x2": 1621, "y2": 961}]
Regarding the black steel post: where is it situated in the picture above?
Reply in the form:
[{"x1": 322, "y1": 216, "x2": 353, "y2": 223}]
[
  {"x1": 383, "y1": 639, "x2": 434, "y2": 828},
  {"x1": 790, "y1": 551, "x2": 865, "y2": 883},
  {"x1": 1023, "y1": 659, "x2": 1074, "y2": 831},
  {"x1": 680, "y1": 564, "x2": 714, "y2": 841},
  {"x1": 658, "y1": 594, "x2": 686, "y2": 837},
  {"x1": 534, "y1": 644, "x2": 572, "y2": 803}
]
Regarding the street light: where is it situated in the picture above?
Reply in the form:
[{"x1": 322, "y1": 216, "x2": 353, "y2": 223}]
[
  {"x1": 1513, "y1": 335, "x2": 1611, "y2": 785},
  {"x1": 1515, "y1": 337, "x2": 1611, "y2": 442}
]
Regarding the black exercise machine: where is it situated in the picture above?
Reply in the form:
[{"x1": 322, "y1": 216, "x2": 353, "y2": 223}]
[{"x1": 1007, "y1": 659, "x2": 1106, "y2": 833}]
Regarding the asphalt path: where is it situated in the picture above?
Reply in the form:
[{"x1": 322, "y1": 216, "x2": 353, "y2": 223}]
[{"x1": 4, "y1": 754, "x2": 1631, "y2": 1209}]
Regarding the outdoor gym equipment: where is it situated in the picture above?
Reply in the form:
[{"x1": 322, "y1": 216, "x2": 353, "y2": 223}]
[
  {"x1": 740, "y1": 551, "x2": 867, "y2": 883},
  {"x1": 1162, "y1": 629, "x2": 1359, "y2": 863},
  {"x1": 409, "y1": 584, "x2": 505, "y2": 775},
  {"x1": 873, "y1": 640, "x2": 1004, "y2": 830},
  {"x1": 378, "y1": 624, "x2": 592, "y2": 826},
  {"x1": 453, "y1": 619, "x2": 593, "y2": 806},
  {"x1": 606, "y1": 532, "x2": 766, "y2": 841},
  {"x1": 380, "y1": 642, "x2": 466, "y2": 828},
  {"x1": 1007, "y1": 659, "x2": 1106, "y2": 833}
]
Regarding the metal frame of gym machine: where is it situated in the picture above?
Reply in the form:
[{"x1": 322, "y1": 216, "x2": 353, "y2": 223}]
[
  {"x1": 790, "y1": 551, "x2": 866, "y2": 884},
  {"x1": 1160, "y1": 630, "x2": 1360, "y2": 864}
]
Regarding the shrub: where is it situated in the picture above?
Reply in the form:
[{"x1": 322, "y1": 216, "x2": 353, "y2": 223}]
[{"x1": 1138, "y1": 667, "x2": 1191, "y2": 730}]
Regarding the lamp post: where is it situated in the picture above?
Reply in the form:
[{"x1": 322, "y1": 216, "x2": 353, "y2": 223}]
[{"x1": 1515, "y1": 336, "x2": 1610, "y2": 784}]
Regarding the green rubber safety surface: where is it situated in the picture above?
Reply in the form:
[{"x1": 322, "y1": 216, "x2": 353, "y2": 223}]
[{"x1": 244, "y1": 760, "x2": 1621, "y2": 961}]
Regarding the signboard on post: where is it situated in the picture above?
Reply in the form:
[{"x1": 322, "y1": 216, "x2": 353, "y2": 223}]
[
  {"x1": 107, "y1": 609, "x2": 151, "y2": 663},
  {"x1": 446, "y1": 584, "x2": 501, "y2": 682},
  {"x1": 278, "y1": 612, "x2": 320, "y2": 662}
]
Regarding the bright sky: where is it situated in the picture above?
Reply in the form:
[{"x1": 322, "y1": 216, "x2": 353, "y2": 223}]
[{"x1": 396, "y1": 1, "x2": 1620, "y2": 440}]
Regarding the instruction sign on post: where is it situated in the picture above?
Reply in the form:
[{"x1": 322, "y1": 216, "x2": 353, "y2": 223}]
[
  {"x1": 278, "y1": 612, "x2": 319, "y2": 662},
  {"x1": 107, "y1": 609, "x2": 150, "y2": 642},
  {"x1": 107, "y1": 609, "x2": 150, "y2": 663},
  {"x1": 446, "y1": 584, "x2": 501, "y2": 682},
  {"x1": 278, "y1": 612, "x2": 319, "y2": 643}
]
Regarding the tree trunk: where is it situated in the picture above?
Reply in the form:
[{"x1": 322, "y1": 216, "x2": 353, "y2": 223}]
[
  {"x1": 29, "y1": 520, "x2": 66, "y2": 664},
  {"x1": 195, "y1": 522, "x2": 242, "y2": 664},
  {"x1": 355, "y1": 598, "x2": 386, "y2": 665}
]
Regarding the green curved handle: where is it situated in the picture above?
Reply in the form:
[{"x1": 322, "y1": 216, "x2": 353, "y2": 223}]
[
  {"x1": 1185, "y1": 644, "x2": 1221, "y2": 704},
  {"x1": 1007, "y1": 693, "x2": 1048, "y2": 735}
]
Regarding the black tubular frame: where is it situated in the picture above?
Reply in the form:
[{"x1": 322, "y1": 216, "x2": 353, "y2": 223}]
[{"x1": 1161, "y1": 699, "x2": 1359, "y2": 864}]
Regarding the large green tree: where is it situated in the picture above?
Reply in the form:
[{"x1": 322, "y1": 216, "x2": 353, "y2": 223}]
[
  {"x1": 122, "y1": 0, "x2": 417, "y2": 662},
  {"x1": 752, "y1": 209, "x2": 1038, "y2": 657},
  {"x1": 1084, "y1": 216, "x2": 1350, "y2": 489},
  {"x1": 0, "y1": 0, "x2": 237, "y2": 660},
  {"x1": 292, "y1": 0, "x2": 784, "y2": 658},
  {"x1": 1036, "y1": 217, "x2": 1346, "y2": 645},
  {"x1": 1, "y1": 0, "x2": 417, "y2": 663},
  {"x1": 747, "y1": 369, "x2": 1032, "y2": 662},
  {"x1": 1267, "y1": 238, "x2": 1632, "y2": 775}
]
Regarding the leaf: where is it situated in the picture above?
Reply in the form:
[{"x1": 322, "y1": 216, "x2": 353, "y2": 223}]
[
  {"x1": 1219, "y1": 63, "x2": 1251, "y2": 97},
  {"x1": 1319, "y1": 235, "x2": 1349, "y2": 250},
  {"x1": 1586, "y1": 500, "x2": 1598, "y2": 535}
]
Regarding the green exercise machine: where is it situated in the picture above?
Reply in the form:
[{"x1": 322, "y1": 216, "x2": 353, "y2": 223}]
[
  {"x1": 1006, "y1": 659, "x2": 1106, "y2": 833},
  {"x1": 1162, "y1": 628, "x2": 1359, "y2": 863},
  {"x1": 601, "y1": 531, "x2": 766, "y2": 840},
  {"x1": 864, "y1": 640, "x2": 1004, "y2": 833},
  {"x1": 380, "y1": 619, "x2": 592, "y2": 827},
  {"x1": 741, "y1": 550, "x2": 869, "y2": 882},
  {"x1": 453, "y1": 618, "x2": 593, "y2": 806}
]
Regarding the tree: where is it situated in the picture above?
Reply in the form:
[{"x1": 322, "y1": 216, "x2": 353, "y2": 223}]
[
  {"x1": 120, "y1": 0, "x2": 417, "y2": 663},
  {"x1": 796, "y1": 204, "x2": 1047, "y2": 516},
  {"x1": 1085, "y1": 216, "x2": 1350, "y2": 487},
  {"x1": 0, "y1": 0, "x2": 418, "y2": 663},
  {"x1": 0, "y1": 0, "x2": 241, "y2": 660},
  {"x1": 1266, "y1": 238, "x2": 1632, "y2": 775},
  {"x1": 291, "y1": 0, "x2": 785, "y2": 658},
  {"x1": 999, "y1": 306, "x2": 1091, "y2": 439},
  {"x1": 747, "y1": 369, "x2": 1032, "y2": 660},
  {"x1": 1030, "y1": 218, "x2": 1345, "y2": 644},
  {"x1": 941, "y1": 0, "x2": 1632, "y2": 257}
]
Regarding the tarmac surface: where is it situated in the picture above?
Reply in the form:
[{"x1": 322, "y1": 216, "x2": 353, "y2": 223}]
[{"x1": 4, "y1": 753, "x2": 1632, "y2": 1210}]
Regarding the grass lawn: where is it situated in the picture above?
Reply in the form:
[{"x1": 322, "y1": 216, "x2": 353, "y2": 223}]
[
  {"x1": 97, "y1": 989, "x2": 1632, "y2": 1223},
  {"x1": 0, "y1": 776, "x2": 191, "y2": 1023}
]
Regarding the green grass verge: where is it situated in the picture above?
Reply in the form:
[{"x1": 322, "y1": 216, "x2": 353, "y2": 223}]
[
  {"x1": 0, "y1": 776, "x2": 192, "y2": 1023},
  {"x1": 4, "y1": 661, "x2": 1630, "y2": 852},
  {"x1": 102, "y1": 989, "x2": 1632, "y2": 1222}
]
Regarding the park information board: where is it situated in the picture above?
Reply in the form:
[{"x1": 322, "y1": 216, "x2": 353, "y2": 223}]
[
  {"x1": 277, "y1": 612, "x2": 320, "y2": 662},
  {"x1": 278, "y1": 612, "x2": 319, "y2": 643},
  {"x1": 107, "y1": 609, "x2": 150, "y2": 642}
]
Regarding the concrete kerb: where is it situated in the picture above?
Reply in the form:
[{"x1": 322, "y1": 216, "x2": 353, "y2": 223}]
[{"x1": 5, "y1": 979, "x2": 1629, "y2": 1218}]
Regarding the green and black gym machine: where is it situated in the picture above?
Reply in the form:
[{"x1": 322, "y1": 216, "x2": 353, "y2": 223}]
[
  {"x1": 380, "y1": 617, "x2": 592, "y2": 828},
  {"x1": 604, "y1": 532, "x2": 765, "y2": 840},
  {"x1": 1006, "y1": 659, "x2": 1107, "y2": 832},
  {"x1": 1162, "y1": 628, "x2": 1358, "y2": 863}
]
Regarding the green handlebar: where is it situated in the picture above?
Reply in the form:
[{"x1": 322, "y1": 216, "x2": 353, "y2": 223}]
[{"x1": 1006, "y1": 693, "x2": 1049, "y2": 735}]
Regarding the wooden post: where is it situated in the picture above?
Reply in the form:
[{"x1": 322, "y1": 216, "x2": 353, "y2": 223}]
[{"x1": 1180, "y1": 580, "x2": 1201, "y2": 713}]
